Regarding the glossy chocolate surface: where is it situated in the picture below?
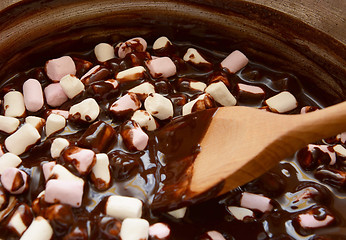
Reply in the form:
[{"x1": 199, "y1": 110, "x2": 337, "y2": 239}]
[{"x1": 0, "y1": 37, "x2": 345, "y2": 240}]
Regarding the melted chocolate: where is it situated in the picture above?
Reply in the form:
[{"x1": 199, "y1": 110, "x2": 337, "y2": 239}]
[{"x1": 0, "y1": 38, "x2": 345, "y2": 240}]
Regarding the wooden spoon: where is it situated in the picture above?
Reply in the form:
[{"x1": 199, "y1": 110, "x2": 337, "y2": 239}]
[{"x1": 187, "y1": 101, "x2": 346, "y2": 199}]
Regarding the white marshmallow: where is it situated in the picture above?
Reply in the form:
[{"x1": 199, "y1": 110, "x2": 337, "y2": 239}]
[
  {"x1": 5, "y1": 123, "x2": 41, "y2": 155},
  {"x1": 183, "y1": 48, "x2": 211, "y2": 65},
  {"x1": 45, "y1": 113, "x2": 66, "y2": 137},
  {"x1": 167, "y1": 207, "x2": 186, "y2": 219},
  {"x1": 131, "y1": 110, "x2": 158, "y2": 131},
  {"x1": 333, "y1": 144, "x2": 346, "y2": 158},
  {"x1": 205, "y1": 81, "x2": 236, "y2": 106},
  {"x1": 118, "y1": 37, "x2": 147, "y2": 58},
  {"x1": 144, "y1": 93, "x2": 174, "y2": 120},
  {"x1": 153, "y1": 36, "x2": 172, "y2": 50},
  {"x1": 106, "y1": 195, "x2": 143, "y2": 220},
  {"x1": 298, "y1": 213, "x2": 334, "y2": 229},
  {"x1": 265, "y1": 91, "x2": 298, "y2": 113},
  {"x1": 50, "y1": 138, "x2": 70, "y2": 158},
  {"x1": 128, "y1": 82, "x2": 155, "y2": 96},
  {"x1": 25, "y1": 116, "x2": 45, "y2": 131},
  {"x1": 22, "y1": 79, "x2": 44, "y2": 112},
  {"x1": 190, "y1": 81, "x2": 207, "y2": 91},
  {"x1": 69, "y1": 98, "x2": 100, "y2": 122},
  {"x1": 337, "y1": 132, "x2": 346, "y2": 144},
  {"x1": 20, "y1": 216, "x2": 53, "y2": 240},
  {"x1": 206, "y1": 231, "x2": 226, "y2": 240},
  {"x1": 116, "y1": 66, "x2": 146, "y2": 82},
  {"x1": 149, "y1": 223, "x2": 170, "y2": 240},
  {"x1": 59, "y1": 74, "x2": 85, "y2": 99},
  {"x1": 91, "y1": 153, "x2": 111, "y2": 190},
  {"x1": 49, "y1": 109, "x2": 69, "y2": 119},
  {"x1": 94, "y1": 43, "x2": 115, "y2": 62},
  {"x1": 0, "y1": 153, "x2": 22, "y2": 174},
  {"x1": 0, "y1": 196, "x2": 17, "y2": 221},
  {"x1": 3, "y1": 91, "x2": 26, "y2": 117},
  {"x1": 45, "y1": 179, "x2": 84, "y2": 207},
  {"x1": 221, "y1": 50, "x2": 249, "y2": 74},
  {"x1": 7, "y1": 205, "x2": 31, "y2": 236},
  {"x1": 227, "y1": 206, "x2": 254, "y2": 221},
  {"x1": 308, "y1": 144, "x2": 336, "y2": 165},
  {"x1": 0, "y1": 115, "x2": 20, "y2": 134},
  {"x1": 240, "y1": 192, "x2": 273, "y2": 213},
  {"x1": 120, "y1": 218, "x2": 149, "y2": 240},
  {"x1": 110, "y1": 93, "x2": 141, "y2": 115},
  {"x1": 238, "y1": 83, "x2": 265, "y2": 96},
  {"x1": 182, "y1": 94, "x2": 208, "y2": 116}
]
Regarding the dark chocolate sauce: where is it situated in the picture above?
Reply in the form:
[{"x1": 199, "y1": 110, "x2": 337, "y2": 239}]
[{"x1": 0, "y1": 38, "x2": 345, "y2": 240}]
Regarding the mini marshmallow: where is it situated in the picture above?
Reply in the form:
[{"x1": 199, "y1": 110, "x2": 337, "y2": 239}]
[
  {"x1": 80, "y1": 65, "x2": 101, "y2": 82},
  {"x1": 1, "y1": 168, "x2": 28, "y2": 194},
  {"x1": 240, "y1": 192, "x2": 273, "y2": 213},
  {"x1": 50, "y1": 138, "x2": 69, "y2": 158},
  {"x1": 190, "y1": 81, "x2": 207, "y2": 91},
  {"x1": 69, "y1": 98, "x2": 100, "y2": 122},
  {"x1": 105, "y1": 79, "x2": 119, "y2": 88},
  {"x1": 0, "y1": 186, "x2": 8, "y2": 210},
  {"x1": 91, "y1": 153, "x2": 111, "y2": 190},
  {"x1": 128, "y1": 82, "x2": 155, "y2": 98},
  {"x1": 146, "y1": 57, "x2": 176, "y2": 78},
  {"x1": 20, "y1": 216, "x2": 53, "y2": 240},
  {"x1": 63, "y1": 146, "x2": 96, "y2": 175},
  {"x1": 149, "y1": 223, "x2": 170, "y2": 240},
  {"x1": 23, "y1": 79, "x2": 44, "y2": 112},
  {"x1": 25, "y1": 116, "x2": 45, "y2": 131},
  {"x1": 144, "y1": 93, "x2": 174, "y2": 120},
  {"x1": 45, "y1": 179, "x2": 84, "y2": 207},
  {"x1": 45, "y1": 56, "x2": 76, "y2": 82},
  {"x1": 5, "y1": 123, "x2": 41, "y2": 155},
  {"x1": 42, "y1": 161, "x2": 56, "y2": 181},
  {"x1": 3, "y1": 91, "x2": 26, "y2": 117},
  {"x1": 7, "y1": 204, "x2": 33, "y2": 236},
  {"x1": 167, "y1": 207, "x2": 187, "y2": 219},
  {"x1": 221, "y1": 50, "x2": 249, "y2": 74},
  {"x1": 298, "y1": 212, "x2": 334, "y2": 229},
  {"x1": 131, "y1": 110, "x2": 158, "y2": 131},
  {"x1": 182, "y1": 94, "x2": 214, "y2": 116},
  {"x1": 265, "y1": 91, "x2": 298, "y2": 113},
  {"x1": 120, "y1": 218, "x2": 149, "y2": 240},
  {"x1": 300, "y1": 106, "x2": 319, "y2": 114},
  {"x1": 118, "y1": 37, "x2": 147, "y2": 58},
  {"x1": 0, "y1": 153, "x2": 22, "y2": 174},
  {"x1": 110, "y1": 93, "x2": 141, "y2": 116},
  {"x1": 308, "y1": 144, "x2": 336, "y2": 165},
  {"x1": 59, "y1": 74, "x2": 85, "y2": 99},
  {"x1": 206, "y1": 231, "x2": 226, "y2": 240},
  {"x1": 183, "y1": 48, "x2": 211, "y2": 65},
  {"x1": 45, "y1": 113, "x2": 66, "y2": 137},
  {"x1": 44, "y1": 83, "x2": 68, "y2": 107},
  {"x1": 333, "y1": 144, "x2": 346, "y2": 158},
  {"x1": 116, "y1": 66, "x2": 146, "y2": 82},
  {"x1": 94, "y1": 43, "x2": 115, "y2": 62},
  {"x1": 49, "y1": 109, "x2": 69, "y2": 119},
  {"x1": 121, "y1": 121, "x2": 149, "y2": 151},
  {"x1": 227, "y1": 206, "x2": 254, "y2": 221},
  {"x1": 0, "y1": 115, "x2": 20, "y2": 134},
  {"x1": 337, "y1": 132, "x2": 346, "y2": 144},
  {"x1": 237, "y1": 83, "x2": 265, "y2": 96},
  {"x1": 153, "y1": 36, "x2": 172, "y2": 50},
  {"x1": 205, "y1": 81, "x2": 237, "y2": 106},
  {"x1": 0, "y1": 196, "x2": 17, "y2": 221},
  {"x1": 106, "y1": 195, "x2": 143, "y2": 220},
  {"x1": 49, "y1": 164, "x2": 84, "y2": 184}
]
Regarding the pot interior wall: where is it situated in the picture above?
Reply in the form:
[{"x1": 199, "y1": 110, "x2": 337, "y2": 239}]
[{"x1": 0, "y1": 0, "x2": 345, "y2": 104}]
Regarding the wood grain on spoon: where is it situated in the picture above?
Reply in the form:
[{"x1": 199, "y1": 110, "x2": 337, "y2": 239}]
[{"x1": 189, "y1": 101, "x2": 346, "y2": 198}]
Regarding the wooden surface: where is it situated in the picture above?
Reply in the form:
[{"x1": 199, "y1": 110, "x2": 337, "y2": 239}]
[{"x1": 190, "y1": 101, "x2": 346, "y2": 196}]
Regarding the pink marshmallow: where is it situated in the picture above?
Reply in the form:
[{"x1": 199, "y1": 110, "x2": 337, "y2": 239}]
[
  {"x1": 118, "y1": 37, "x2": 147, "y2": 58},
  {"x1": 146, "y1": 57, "x2": 177, "y2": 78},
  {"x1": 45, "y1": 56, "x2": 76, "y2": 82},
  {"x1": 221, "y1": 50, "x2": 249, "y2": 74},
  {"x1": 240, "y1": 192, "x2": 273, "y2": 213},
  {"x1": 45, "y1": 179, "x2": 84, "y2": 207},
  {"x1": 44, "y1": 83, "x2": 68, "y2": 107},
  {"x1": 149, "y1": 223, "x2": 170, "y2": 240},
  {"x1": 63, "y1": 146, "x2": 96, "y2": 175},
  {"x1": 49, "y1": 109, "x2": 69, "y2": 119},
  {"x1": 121, "y1": 121, "x2": 149, "y2": 151},
  {"x1": 340, "y1": 132, "x2": 346, "y2": 144},
  {"x1": 110, "y1": 93, "x2": 141, "y2": 115},
  {"x1": 308, "y1": 144, "x2": 336, "y2": 165},
  {"x1": 80, "y1": 65, "x2": 101, "y2": 81},
  {"x1": 42, "y1": 161, "x2": 56, "y2": 181},
  {"x1": 206, "y1": 231, "x2": 226, "y2": 240},
  {"x1": 298, "y1": 213, "x2": 334, "y2": 229},
  {"x1": 238, "y1": 83, "x2": 265, "y2": 95},
  {"x1": 1, "y1": 167, "x2": 28, "y2": 194},
  {"x1": 23, "y1": 79, "x2": 44, "y2": 112}
]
